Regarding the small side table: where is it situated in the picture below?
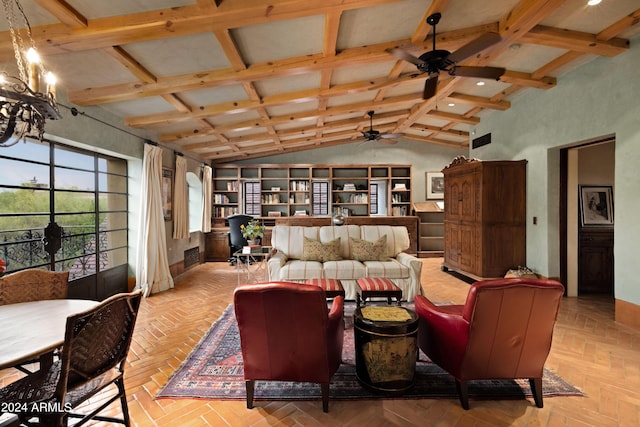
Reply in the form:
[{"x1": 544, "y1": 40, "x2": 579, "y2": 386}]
[
  {"x1": 353, "y1": 305, "x2": 418, "y2": 394},
  {"x1": 234, "y1": 246, "x2": 273, "y2": 285}
]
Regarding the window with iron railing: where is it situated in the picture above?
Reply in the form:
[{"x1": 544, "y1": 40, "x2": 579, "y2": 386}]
[{"x1": 0, "y1": 138, "x2": 128, "y2": 280}]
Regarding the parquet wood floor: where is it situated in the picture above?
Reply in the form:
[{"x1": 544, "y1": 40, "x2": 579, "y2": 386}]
[{"x1": 2, "y1": 259, "x2": 640, "y2": 426}]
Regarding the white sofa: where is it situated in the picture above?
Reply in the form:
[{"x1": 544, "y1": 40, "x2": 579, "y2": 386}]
[{"x1": 267, "y1": 224, "x2": 422, "y2": 301}]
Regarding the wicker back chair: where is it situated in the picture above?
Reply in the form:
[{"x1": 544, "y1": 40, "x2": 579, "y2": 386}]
[
  {"x1": 0, "y1": 269, "x2": 70, "y2": 305},
  {"x1": 0, "y1": 291, "x2": 143, "y2": 426}
]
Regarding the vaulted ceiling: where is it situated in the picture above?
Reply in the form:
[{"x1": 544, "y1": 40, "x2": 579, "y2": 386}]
[{"x1": 1, "y1": 0, "x2": 639, "y2": 163}]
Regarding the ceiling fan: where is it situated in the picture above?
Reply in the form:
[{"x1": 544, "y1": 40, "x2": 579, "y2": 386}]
[
  {"x1": 387, "y1": 13, "x2": 506, "y2": 99},
  {"x1": 361, "y1": 110, "x2": 402, "y2": 144}
]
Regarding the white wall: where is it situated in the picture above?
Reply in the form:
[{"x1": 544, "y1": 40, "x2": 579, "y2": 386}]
[{"x1": 472, "y1": 35, "x2": 640, "y2": 305}]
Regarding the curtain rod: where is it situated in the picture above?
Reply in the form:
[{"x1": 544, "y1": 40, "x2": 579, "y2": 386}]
[{"x1": 63, "y1": 104, "x2": 211, "y2": 167}]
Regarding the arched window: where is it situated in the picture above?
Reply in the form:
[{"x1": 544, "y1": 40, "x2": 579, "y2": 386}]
[{"x1": 186, "y1": 172, "x2": 202, "y2": 233}]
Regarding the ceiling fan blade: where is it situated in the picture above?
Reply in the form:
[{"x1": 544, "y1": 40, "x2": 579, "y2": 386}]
[
  {"x1": 447, "y1": 32, "x2": 502, "y2": 64},
  {"x1": 451, "y1": 65, "x2": 505, "y2": 79},
  {"x1": 379, "y1": 133, "x2": 403, "y2": 139},
  {"x1": 386, "y1": 47, "x2": 426, "y2": 67},
  {"x1": 423, "y1": 73, "x2": 439, "y2": 99},
  {"x1": 380, "y1": 139, "x2": 398, "y2": 144}
]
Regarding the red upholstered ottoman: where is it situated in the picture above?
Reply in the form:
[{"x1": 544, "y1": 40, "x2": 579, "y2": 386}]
[
  {"x1": 356, "y1": 277, "x2": 402, "y2": 306},
  {"x1": 305, "y1": 278, "x2": 345, "y2": 299}
]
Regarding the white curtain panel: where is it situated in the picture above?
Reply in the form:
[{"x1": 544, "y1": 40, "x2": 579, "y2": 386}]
[
  {"x1": 173, "y1": 156, "x2": 189, "y2": 239},
  {"x1": 201, "y1": 165, "x2": 212, "y2": 233},
  {"x1": 135, "y1": 144, "x2": 174, "y2": 297}
]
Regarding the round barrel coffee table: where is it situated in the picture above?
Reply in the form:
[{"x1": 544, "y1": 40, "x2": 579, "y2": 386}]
[{"x1": 353, "y1": 305, "x2": 419, "y2": 394}]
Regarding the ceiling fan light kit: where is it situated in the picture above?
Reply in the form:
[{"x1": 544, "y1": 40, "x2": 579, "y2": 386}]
[{"x1": 388, "y1": 13, "x2": 506, "y2": 100}]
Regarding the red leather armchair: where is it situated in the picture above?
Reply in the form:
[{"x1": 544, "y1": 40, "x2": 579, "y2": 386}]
[
  {"x1": 233, "y1": 281, "x2": 344, "y2": 412},
  {"x1": 415, "y1": 277, "x2": 565, "y2": 409}
]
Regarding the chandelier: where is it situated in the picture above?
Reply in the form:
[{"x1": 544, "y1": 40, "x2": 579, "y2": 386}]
[{"x1": 0, "y1": 0, "x2": 60, "y2": 147}]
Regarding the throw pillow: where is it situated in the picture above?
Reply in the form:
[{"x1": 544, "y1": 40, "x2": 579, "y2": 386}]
[
  {"x1": 350, "y1": 235, "x2": 388, "y2": 261},
  {"x1": 301, "y1": 237, "x2": 343, "y2": 262}
]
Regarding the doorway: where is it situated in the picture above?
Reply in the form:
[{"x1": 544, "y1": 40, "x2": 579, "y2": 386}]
[{"x1": 560, "y1": 137, "x2": 615, "y2": 297}]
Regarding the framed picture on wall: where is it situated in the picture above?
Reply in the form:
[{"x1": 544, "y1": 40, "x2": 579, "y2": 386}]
[
  {"x1": 162, "y1": 168, "x2": 173, "y2": 221},
  {"x1": 580, "y1": 185, "x2": 613, "y2": 226},
  {"x1": 426, "y1": 172, "x2": 444, "y2": 199}
]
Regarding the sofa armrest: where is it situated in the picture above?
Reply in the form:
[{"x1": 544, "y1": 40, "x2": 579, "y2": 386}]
[
  {"x1": 267, "y1": 251, "x2": 288, "y2": 280},
  {"x1": 396, "y1": 252, "x2": 423, "y2": 300}
]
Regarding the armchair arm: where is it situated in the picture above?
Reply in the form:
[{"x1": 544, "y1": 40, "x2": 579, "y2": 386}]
[
  {"x1": 267, "y1": 251, "x2": 288, "y2": 280},
  {"x1": 326, "y1": 296, "x2": 345, "y2": 373},
  {"x1": 414, "y1": 295, "x2": 469, "y2": 374}
]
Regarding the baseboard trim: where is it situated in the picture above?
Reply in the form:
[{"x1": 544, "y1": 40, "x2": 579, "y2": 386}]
[{"x1": 615, "y1": 298, "x2": 640, "y2": 331}]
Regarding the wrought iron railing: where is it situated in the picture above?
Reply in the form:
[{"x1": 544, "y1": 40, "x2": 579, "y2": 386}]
[{"x1": 0, "y1": 225, "x2": 109, "y2": 279}]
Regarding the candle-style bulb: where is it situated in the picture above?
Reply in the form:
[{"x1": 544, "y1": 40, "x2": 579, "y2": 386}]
[
  {"x1": 45, "y1": 72, "x2": 57, "y2": 98},
  {"x1": 26, "y1": 48, "x2": 40, "y2": 64},
  {"x1": 26, "y1": 48, "x2": 41, "y2": 93}
]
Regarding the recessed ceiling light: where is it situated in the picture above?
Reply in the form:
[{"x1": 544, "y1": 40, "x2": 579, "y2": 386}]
[
  {"x1": 476, "y1": 81, "x2": 485, "y2": 86},
  {"x1": 448, "y1": 103, "x2": 455, "y2": 107},
  {"x1": 587, "y1": 0, "x2": 602, "y2": 5}
]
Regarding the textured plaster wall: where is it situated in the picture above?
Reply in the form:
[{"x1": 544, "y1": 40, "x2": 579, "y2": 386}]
[{"x1": 472, "y1": 35, "x2": 640, "y2": 305}]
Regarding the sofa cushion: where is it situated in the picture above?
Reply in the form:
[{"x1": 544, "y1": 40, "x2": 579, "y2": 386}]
[
  {"x1": 322, "y1": 260, "x2": 367, "y2": 280},
  {"x1": 271, "y1": 226, "x2": 319, "y2": 260},
  {"x1": 360, "y1": 225, "x2": 410, "y2": 257},
  {"x1": 363, "y1": 259, "x2": 410, "y2": 279},
  {"x1": 278, "y1": 260, "x2": 324, "y2": 280},
  {"x1": 301, "y1": 237, "x2": 342, "y2": 262},
  {"x1": 319, "y1": 225, "x2": 361, "y2": 259},
  {"x1": 350, "y1": 235, "x2": 389, "y2": 261}
]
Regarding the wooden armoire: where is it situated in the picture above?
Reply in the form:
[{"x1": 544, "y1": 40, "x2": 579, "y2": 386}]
[{"x1": 442, "y1": 157, "x2": 527, "y2": 279}]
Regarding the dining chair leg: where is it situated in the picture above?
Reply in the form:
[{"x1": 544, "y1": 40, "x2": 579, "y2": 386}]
[{"x1": 116, "y1": 377, "x2": 132, "y2": 427}]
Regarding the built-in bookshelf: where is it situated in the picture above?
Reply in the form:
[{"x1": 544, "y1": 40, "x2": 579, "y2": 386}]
[{"x1": 211, "y1": 164, "x2": 412, "y2": 222}]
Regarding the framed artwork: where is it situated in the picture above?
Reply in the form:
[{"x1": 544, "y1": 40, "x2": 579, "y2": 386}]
[
  {"x1": 580, "y1": 185, "x2": 613, "y2": 226},
  {"x1": 162, "y1": 168, "x2": 173, "y2": 221},
  {"x1": 426, "y1": 172, "x2": 444, "y2": 199}
]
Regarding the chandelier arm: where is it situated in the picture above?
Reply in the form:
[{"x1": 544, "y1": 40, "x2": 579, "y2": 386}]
[
  {"x1": 1, "y1": 0, "x2": 60, "y2": 147},
  {"x1": 0, "y1": 103, "x2": 22, "y2": 145}
]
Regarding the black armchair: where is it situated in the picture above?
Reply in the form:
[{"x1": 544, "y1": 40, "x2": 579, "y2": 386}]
[{"x1": 227, "y1": 214, "x2": 254, "y2": 265}]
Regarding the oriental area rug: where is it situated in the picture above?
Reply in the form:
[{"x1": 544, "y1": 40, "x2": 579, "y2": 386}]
[{"x1": 157, "y1": 304, "x2": 583, "y2": 402}]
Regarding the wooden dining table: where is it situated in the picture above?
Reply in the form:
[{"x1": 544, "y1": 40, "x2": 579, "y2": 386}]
[{"x1": 0, "y1": 299, "x2": 99, "y2": 370}]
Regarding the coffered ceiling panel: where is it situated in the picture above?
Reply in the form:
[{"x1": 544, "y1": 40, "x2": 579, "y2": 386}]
[{"x1": 231, "y1": 15, "x2": 326, "y2": 65}]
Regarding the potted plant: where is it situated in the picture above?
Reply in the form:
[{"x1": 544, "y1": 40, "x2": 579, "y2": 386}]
[{"x1": 240, "y1": 219, "x2": 265, "y2": 245}]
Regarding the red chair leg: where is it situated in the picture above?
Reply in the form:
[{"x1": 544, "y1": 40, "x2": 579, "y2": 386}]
[
  {"x1": 455, "y1": 380, "x2": 470, "y2": 410},
  {"x1": 321, "y1": 383, "x2": 330, "y2": 412},
  {"x1": 245, "y1": 380, "x2": 255, "y2": 409},
  {"x1": 530, "y1": 377, "x2": 543, "y2": 408}
]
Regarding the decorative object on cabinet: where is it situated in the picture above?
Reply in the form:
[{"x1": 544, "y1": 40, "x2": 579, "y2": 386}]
[
  {"x1": 579, "y1": 185, "x2": 613, "y2": 226},
  {"x1": 426, "y1": 171, "x2": 444, "y2": 199},
  {"x1": 442, "y1": 157, "x2": 527, "y2": 279}
]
